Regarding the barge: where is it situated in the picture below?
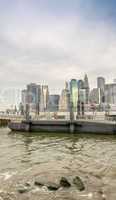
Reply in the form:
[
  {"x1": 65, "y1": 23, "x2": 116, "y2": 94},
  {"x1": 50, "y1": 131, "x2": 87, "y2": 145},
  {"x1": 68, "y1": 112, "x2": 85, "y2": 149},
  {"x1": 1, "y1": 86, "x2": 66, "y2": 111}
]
[{"x1": 8, "y1": 119, "x2": 116, "y2": 134}]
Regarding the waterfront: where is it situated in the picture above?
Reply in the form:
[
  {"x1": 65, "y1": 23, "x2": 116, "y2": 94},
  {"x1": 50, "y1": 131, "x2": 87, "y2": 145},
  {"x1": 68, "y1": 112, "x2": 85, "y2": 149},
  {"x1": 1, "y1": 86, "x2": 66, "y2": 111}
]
[{"x1": 0, "y1": 128, "x2": 116, "y2": 199}]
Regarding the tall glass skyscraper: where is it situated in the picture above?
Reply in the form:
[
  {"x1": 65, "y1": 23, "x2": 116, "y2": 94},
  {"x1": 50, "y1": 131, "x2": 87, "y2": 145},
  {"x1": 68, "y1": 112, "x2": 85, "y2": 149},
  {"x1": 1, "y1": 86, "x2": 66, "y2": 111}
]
[
  {"x1": 70, "y1": 79, "x2": 78, "y2": 111},
  {"x1": 40, "y1": 85, "x2": 49, "y2": 111},
  {"x1": 83, "y1": 74, "x2": 90, "y2": 104}
]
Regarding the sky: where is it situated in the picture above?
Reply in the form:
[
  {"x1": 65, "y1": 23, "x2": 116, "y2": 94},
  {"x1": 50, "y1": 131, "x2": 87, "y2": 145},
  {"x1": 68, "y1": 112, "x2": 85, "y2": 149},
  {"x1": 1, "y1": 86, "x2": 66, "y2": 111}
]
[{"x1": 0, "y1": 0, "x2": 116, "y2": 96}]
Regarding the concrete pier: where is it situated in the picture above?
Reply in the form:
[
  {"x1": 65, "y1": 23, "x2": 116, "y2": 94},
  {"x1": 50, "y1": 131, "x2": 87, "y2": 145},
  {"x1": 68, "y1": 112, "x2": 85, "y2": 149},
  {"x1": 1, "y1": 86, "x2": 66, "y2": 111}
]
[{"x1": 8, "y1": 119, "x2": 116, "y2": 134}]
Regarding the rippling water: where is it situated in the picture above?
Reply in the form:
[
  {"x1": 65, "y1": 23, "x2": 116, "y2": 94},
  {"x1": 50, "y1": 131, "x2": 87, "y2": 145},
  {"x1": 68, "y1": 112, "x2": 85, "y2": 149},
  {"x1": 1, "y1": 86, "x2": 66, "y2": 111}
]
[
  {"x1": 0, "y1": 127, "x2": 116, "y2": 199},
  {"x1": 0, "y1": 127, "x2": 116, "y2": 174}
]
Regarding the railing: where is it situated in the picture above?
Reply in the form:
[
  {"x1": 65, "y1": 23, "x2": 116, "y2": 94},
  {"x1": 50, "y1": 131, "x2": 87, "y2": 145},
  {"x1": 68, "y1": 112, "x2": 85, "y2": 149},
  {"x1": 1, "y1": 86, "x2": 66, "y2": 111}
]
[{"x1": 0, "y1": 111, "x2": 116, "y2": 123}]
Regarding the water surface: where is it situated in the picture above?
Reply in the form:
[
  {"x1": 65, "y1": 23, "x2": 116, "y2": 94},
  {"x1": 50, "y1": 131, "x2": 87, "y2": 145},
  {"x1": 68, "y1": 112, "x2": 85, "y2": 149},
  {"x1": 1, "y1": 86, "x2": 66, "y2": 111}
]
[{"x1": 0, "y1": 127, "x2": 116, "y2": 199}]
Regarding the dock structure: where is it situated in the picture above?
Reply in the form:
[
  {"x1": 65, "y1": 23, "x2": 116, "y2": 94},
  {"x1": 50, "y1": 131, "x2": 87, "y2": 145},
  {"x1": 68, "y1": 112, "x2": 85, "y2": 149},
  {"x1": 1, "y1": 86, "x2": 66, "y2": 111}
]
[
  {"x1": 0, "y1": 112, "x2": 115, "y2": 134},
  {"x1": 8, "y1": 119, "x2": 116, "y2": 134}
]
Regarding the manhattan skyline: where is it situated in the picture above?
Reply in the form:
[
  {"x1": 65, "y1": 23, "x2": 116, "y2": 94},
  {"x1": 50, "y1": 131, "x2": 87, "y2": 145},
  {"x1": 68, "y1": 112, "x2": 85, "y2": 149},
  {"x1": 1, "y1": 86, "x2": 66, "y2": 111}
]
[{"x1": 0, "y1": 0, "x2": 116, "y2": 92}]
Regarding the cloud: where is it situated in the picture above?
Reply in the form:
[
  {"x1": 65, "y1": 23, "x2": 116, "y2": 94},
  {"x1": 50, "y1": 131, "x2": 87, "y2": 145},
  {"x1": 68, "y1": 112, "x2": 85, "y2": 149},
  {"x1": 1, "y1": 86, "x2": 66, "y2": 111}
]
[{"x1": 0, "y1": 0, "x2": 116, "y2": 97}]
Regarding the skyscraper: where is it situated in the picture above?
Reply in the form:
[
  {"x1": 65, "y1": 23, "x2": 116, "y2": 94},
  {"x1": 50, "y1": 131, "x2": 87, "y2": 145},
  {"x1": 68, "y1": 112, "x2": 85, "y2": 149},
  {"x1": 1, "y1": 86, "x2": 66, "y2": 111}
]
[
  {"x1": 105, "y1": 83, "x2": 116, "y2": 104},
  {"x1": 21, "y1": 89, "x2": 27, "y2": 109},
  {"x1": 70, "y1": 79, "x2": 78, "y2": 111},
  {"x1": 59, "y1": 82, "x2": 70, "y2": 111},
  {"x1": 47, "y1": 95, "x2": 60, "y2": 112},
  {"x1": 97, "y1": 77, "x2": 105, "y2": 104},
  {"x1": 97, "y1": 77, "x2": 105, "y2": 91},
  {"x1": 25, "y1": 83, "x2": 41, "y2": 113},
  {"x1": 83, "y1": 74, "x2": 90, "y2": 104},
  {"x1": 78, "y1": 80, "x2": 84, "y2": 89},
  {"x1": 40, "y1": 85, "x2": 49, "y2": 111}
]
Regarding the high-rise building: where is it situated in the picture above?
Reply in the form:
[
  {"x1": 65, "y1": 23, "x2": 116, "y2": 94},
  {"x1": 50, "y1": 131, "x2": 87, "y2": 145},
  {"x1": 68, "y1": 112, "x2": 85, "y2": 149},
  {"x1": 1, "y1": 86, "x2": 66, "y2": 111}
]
[
  {"x1": 21, "y1": 89, "x2": 27, "y2": 109},
  {"x1": 47, "y1": 95, "x2": 60, "y2": 112},
  {"x1": 105, "y1": 83, "x2": 116, "y2": 104},
  {"x1": 26, "y1": 83, "x2": 41, "y2": 112},
  {"x1": 97, "y1": 77, "x2": 105, "y2": 104},
  {"x1": 70, "y1": 79, "x2": 78, "y2": 111},
  {"x1": 78, "y1": 89, "x2": 86, "y2": 103},
  {"x1": 97, "y1": 77, "x2": 105, "y2": 91},
  {"x1": 40, "y1": 85, "x2": 49, "y2": 111},
  {"x1": 78, "y1": 80, "x2": 84, "y2": 89},
  {"x1": 77, "y1": 79, "x2": 86, "y2": 103},
  {"x1": 89, "y1": 88, "x2": 99, "y2": 104},
  {"x1": 59, "y1": 82, "x2": 70, "y2": 111},
  {"x1": 83, "y1": 74, "x2": 90, "y2": 104}
]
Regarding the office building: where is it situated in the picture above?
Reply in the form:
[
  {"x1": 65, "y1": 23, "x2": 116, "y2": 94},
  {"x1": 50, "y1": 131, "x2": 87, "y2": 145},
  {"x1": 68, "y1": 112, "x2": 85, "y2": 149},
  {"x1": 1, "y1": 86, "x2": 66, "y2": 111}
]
[
  {"x1": 21, "y1": 89, "x2": 27, "y2": 109},
  {"x1": 97, "y1": 77, "x2": 105, "y2": 91},
  {"x1": 83, "y1": 74, "x2": 90, "y2": 104},
  {"x1": 89, "y1": 88, "x2": 99, "y2": 104},
  {"x1": 40, "y1": 85, "x2": 49, "y2": 111},
  {"x1": 47, "y1": 95, "x2": 60, "y2": 112},
  {"x1": 105, "y1": 83, "x2": 116, "y2": 104},
  {"x1": 78, "y1": 89, "x2": 86, "y2": 103},
  {"x1": 59, "y1": 82, "x2": 70, "y2": 111},
  {"x1": 70, "y1": 79, "x2": 78, "y2": 111},
  {"x1": 23, "y1": 83, "x2": 41, "y2": 113}
]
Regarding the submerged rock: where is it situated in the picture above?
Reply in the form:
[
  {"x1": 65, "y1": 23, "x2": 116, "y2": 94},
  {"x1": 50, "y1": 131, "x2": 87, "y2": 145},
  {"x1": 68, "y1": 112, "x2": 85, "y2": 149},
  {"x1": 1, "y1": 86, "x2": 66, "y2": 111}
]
[
  {"x1": 60, "y1": 177, "x2": 71, "y2": 188},
  {"x1": 98, "y1": 190, "x2": 106, "y2": 200},
  {"x1": 25, "y1": 182, "x2": 31, "y2": 187},
  {"x1": 47, "y1": 182, "x2": 60, "y2": 191},
  {"x1": 73, "y1": 176, "x2": 85, "y2": 191},
  {"x1": 17, "y1": 185, "x2": 30, "y2": 194},
  {"x1": 34, "y1": 180, "x2": 44, "y2": 187},
  {"x1": 35, "y1": 179, "x2": 59, "y2": 191}
]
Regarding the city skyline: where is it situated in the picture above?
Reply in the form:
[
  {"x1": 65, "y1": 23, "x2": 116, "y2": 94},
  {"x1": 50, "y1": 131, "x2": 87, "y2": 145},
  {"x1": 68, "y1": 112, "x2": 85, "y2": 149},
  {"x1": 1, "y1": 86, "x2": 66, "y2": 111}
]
[
  {"x1": 21, "y1": 75, "x2": 116, "y2": 114},
  {"x1": 0, "y1": 0, "x2": 116, "y2": 91},
  {"x1": 0, "y1": 74, "x2": 116, "y2": 110}
]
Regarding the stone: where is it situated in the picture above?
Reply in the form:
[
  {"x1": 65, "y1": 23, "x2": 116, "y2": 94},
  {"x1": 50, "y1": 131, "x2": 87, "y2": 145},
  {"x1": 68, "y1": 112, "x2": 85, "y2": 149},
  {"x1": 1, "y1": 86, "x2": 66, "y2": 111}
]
[
  {"x1": 46, "y1": 182, "x2": 60, "y2": 191},
  {"x1": 98, "y1": 190, "x2": 106, "y2": 200},
  {"x1": 73, "y1": 176, "x2": 85, "y2": 191},
  {"x1": 41, "y1": 186, "x2": 48, "y2": 192},
  {"x1": 34, "y1": 180, "x2": 44, "y2": 187},
  {"x1": 17, "y1": 185, "x2": 30, "y2": 194},
  {"x1": 25, "y1": 182, "x2": 31, "y2": 187},
  {"x1": 60, "y1": 177, "x2": 71, "y2": 188}
]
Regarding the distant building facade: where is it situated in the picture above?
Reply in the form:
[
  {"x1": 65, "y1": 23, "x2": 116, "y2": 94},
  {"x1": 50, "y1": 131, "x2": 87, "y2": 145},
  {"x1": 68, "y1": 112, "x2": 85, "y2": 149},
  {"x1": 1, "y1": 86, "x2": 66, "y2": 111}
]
[
  {"x1": 83, "y1": 74, "x2": 90, "y2": 104},
  {"x1": 105, "y1": 83, "x2": 116, "y2": 104},
  {"x1": 40, "y1": 85, "x2": 49, "y2": 111},
  {"x1": 89, "y1": 88, "x2": 99, "y2": 104},
  {"x1": 59, "y1": 82, "x2": 70, "y2": 111},
  {"x1": 70, "y1": 79, "x2": 78, "y2": 111},
  {"x1": 21, "y1": 83, "x2": 41, "y2": 113},
  {"x1": 21, "y1": 89, "x2": 27, "y2": 109},
  {"x1": 47, "y1": 95, "x2": 60, "y2": 112},
  {"x1": 97, "y1": 77, "x2": 105, "y2": 91},
  {"x1": 78, "y1": 89, "x2": 86, "y2": 103}
]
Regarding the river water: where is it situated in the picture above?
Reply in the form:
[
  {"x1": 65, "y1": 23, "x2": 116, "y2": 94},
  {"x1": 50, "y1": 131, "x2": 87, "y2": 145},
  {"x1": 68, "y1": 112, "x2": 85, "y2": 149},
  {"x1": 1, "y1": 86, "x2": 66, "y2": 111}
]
[{"x1": 0, "y1": 127, "x2": 116, "y2": 200}]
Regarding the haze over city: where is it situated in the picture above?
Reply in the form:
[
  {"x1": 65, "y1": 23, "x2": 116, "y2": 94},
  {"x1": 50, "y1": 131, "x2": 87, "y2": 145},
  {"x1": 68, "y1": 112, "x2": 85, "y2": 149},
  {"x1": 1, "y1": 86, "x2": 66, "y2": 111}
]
[{"x1": 0, "y1": 0, "x2": 116, "y2": 109}]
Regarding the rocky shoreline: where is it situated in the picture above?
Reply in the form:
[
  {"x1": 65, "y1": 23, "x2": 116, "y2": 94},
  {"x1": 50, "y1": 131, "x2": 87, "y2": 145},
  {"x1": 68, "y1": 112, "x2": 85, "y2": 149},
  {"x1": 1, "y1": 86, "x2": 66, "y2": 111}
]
[{"x1": 0, "y1": 162, "x2": 110, "y2": 200}]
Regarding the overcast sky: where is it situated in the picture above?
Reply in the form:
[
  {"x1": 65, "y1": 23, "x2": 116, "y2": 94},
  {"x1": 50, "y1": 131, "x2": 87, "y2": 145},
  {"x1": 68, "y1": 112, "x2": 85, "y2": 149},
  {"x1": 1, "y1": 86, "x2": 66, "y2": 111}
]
[{"x1": 0, "y1": 0, "x2": 116, "y2": 94}]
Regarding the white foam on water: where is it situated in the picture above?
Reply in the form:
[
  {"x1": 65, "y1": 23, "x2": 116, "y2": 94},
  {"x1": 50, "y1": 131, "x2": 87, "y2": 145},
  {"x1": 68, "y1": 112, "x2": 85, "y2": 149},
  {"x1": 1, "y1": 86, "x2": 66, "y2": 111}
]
[
  {"x1": 0, "y1": 171, "x2": 17, "y2": 181},
  {"x1": 31, "y1": 187, "x2": 41, "y2": 193},
  {"x1": 79, "y1": 192, "x2": 93, "y2": 198}
]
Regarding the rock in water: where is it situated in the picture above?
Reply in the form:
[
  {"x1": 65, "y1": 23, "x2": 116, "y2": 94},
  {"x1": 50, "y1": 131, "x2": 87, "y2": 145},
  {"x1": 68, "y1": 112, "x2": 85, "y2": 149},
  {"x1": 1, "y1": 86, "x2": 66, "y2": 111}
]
[
  {"x1": 47, "y1": 182, "x2": 59, "y2": 191},
  {"x1": 34, "y1": 180, "x2": 44, "y2": 187},
  {"x1": 60, "y1": 177, "x2": 71, "y2": 188},
  {"x1": 17, "y1": 185, "x2": 29, "y2": 194},
  {"x1": 73, "y1": 176, "x2": 85, "y2": 191}
]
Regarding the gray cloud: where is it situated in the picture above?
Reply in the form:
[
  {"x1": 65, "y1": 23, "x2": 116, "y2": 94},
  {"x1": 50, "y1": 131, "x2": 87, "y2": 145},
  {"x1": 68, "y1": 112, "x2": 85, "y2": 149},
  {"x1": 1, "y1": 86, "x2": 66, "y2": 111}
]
[{"x1": 0, "y1": 10, "x2": 116, "y2": 96}]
